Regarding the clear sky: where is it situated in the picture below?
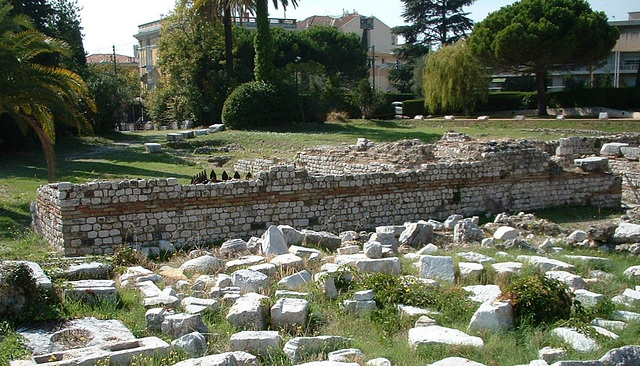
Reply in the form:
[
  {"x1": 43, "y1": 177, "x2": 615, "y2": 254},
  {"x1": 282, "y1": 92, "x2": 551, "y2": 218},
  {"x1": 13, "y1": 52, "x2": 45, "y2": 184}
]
[{"x1": 78, "y1": 0, "x2": 638, "y2": 57}]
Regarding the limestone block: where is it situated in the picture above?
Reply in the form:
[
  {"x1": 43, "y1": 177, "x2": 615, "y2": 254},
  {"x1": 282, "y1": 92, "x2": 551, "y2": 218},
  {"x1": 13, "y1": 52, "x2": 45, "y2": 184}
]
[
  {"x1": 181, "y1": 297, "x2": 221, "y2": 312},
  {"x1": 427, "y1": 357, "x2": 486, "y2": 366},
  {"x1": 399, "y1": 222, "x2": 433, "y2": 247},
  {"x1": 3, "y1": 261, "x2": 52, "y2": 290},
  {"x1": 600, "y1": 142, "x2": 628, "y2": 156},
  {"x1": 621, "y1": 146, "x2": 640, "y2": 160},
  {"x1": 517, "y1": 256, "x2": 575, "y2": 271},
  {"x1": 145, "y1": 308, "x2": 165, "y2": 331},
  {"x1": 590, "y1": 318, "x2": 626, "y2": 332},
  {"x1": 620, "y1": 288, "x2": 640, "y2": 306},
  {"x1": 270, "y1": 253, "x2": 304, "y2": 271},
  {"x1": 270, "y1": 298, "x2": 310, "y2": 330},
  {"x1": 454, "y1": 220, "x2": 484, "y2": 243},
  {"x1": 444, "y1": 115, "x2": 455, "y2": 121},
  {"x1": 363, "y1": 241, "x2": 383, "y2": 259},
  {"x1": 231, "y1": 269, "x2": 270, "y2": 294},
  {"x1": 65, "y1": 280, "x2": 117, "y2": 303},
  {"x1": 289, "y1": 245, "x2": 322, "y2": 261},
  {"x1": 209, "y1": 124, "x2": 225, "y2": 133},
  {"x1": 226, "y1": 293, "x2": 268, "y2": 330},
  {"x1": 339, "y1": 231, "x2": 359, "y2": 242},
  {"x1": 279, "y1": 225, "x2": 305, "y2": 245},
  {"x1": 171, "y1": 331, "x2": 207, "y2": 356},
  {"x1": 463, "y1": 285, "x2": 501, "y2": 303},
  {"x1": 249, "y1": 263, "x2": 277, "y2": 277},
  {"x1": 354, "y1": 290, "x2": 375, "y2": 301},
  {"x1": 356, "y1": 257, "x2": 401, "y2": 276},
  {"x1": 493, "y1": 226, "x2": 518, "y2": 241},
  {"x1": 599, "y1": 345, "x2": 640, "y2": 365},
  {"x1": 514, "y1": 115, "x2": 526, "y2": 120},
  {"x1": 229, "y1": 330, "x2": 281, "y2": 357},
  {"x1": 443, "y1": 215, "x2": 463, "y2": 230},
  {"x1": 417, "y1": 244, "x2": 439, "y2": 254},
  {"x1": 419, "y1": 255, "x2": 455, "y2": 283},
  {"x1": 144, "y1": 143, "x2": 162, "y2": 153},
  {"x1": 302, "y1": 230, "x2": 342, "y2": 251},
  {"x1": 545, "y1": 271, "x2": 588, "y2": 290},
  {"x1": 574, "y1": 157, "x2": 609, "y2": 172},
  {"x1": 143, "y1": 294, "x2": 180, "y2": 309},
  {"x1": 315, "y1": 272, "x2": 338, "y2": 300},
  {"x1": 337, "y1": 245, "x2": 360, "y2": 255},
  {"x1": 574, "y1": 289, "x2": 604, "y2": 308},
  {"x1": 538, "y1": 347, "x2": 566, "y2": 364},
  {"x1": 278, "y1": 270, "x2": 312, "y2": 290},
  {"x1": 220, "y1": 238, "x2": 248, "y2": 255},
  {"x1": 343, "y1": 300, "x2": 376, "y2": 315},
  {"x1": 408, "y1": 326, "x2": 484, "y2": 349},
  {"x1": 414, "y1": 315, "x2": 438, "y2": 327},
  {"x1": 397, "y1": 304, "x2": 437, "y2": 317},
  {"x1": 161, "y1": 313, "x2": 208, "y2": 338},
  {"x1": 477, "y1": 116, "x2": 489, "y2": 121},
  {"x1": 612, "y1": 310, "x2": 640, "y2": 322},
  {"x1": 457, "y1": 251, "x2": 494, "y2": 264},
  {"x1": 567, "y1": 230, "x2": 588, "y2": 244},
  {"x1": 180, "y1": 255, "x2": 223, "y2": 275},
  {"x1": 468, "y1": 300, "x2": 514, "y2": 332},
  {"x1": 614, "y1": 223, "x2": 640, "y2": 244},
  {"x1": 491, "y1": 261, "x2": 523, "y2": 276},
  {"x1": 62, "y1": 262, "x2": 112, "y2": 280},
  {"x1": 551, "y1": 327, "x2": 598, "y2": 352},
  {"x1": 328, "y1": 348, "x2": 365, "y2": 363},
  {"x1": 458, "y1": 262, "x2": 484, "y2": 279},
  {"x1": 261, "y1": 225, "x2": 289, "y2": 256},
  {"x1": 167, "y1": 133, "x2": 183, "y2": 142},
  {"x1": 283, "y1": 336, "x2": 351, "y2": 363},
  {"x1": 225, "y1": 256, "x2": 266, "y2": 272}
]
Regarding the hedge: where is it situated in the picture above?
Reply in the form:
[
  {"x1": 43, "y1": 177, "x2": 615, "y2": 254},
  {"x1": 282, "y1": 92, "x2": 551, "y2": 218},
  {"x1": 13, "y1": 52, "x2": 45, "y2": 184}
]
[
  {"x1": 401, "y1": 99, "x2": 429, "y2": 118},
  {"x1": 548, "y1": 87, "x2": 640, "y2": 110}
]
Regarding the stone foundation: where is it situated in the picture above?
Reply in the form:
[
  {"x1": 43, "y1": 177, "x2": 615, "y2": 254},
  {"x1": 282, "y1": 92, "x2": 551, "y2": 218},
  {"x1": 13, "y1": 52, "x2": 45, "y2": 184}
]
[{"x1": 35, "y1": 135, "x2": 622, "y2": 256}]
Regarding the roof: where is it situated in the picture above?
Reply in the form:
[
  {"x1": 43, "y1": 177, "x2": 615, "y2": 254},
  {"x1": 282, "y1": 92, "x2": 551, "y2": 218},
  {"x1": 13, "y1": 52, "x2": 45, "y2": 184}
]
[
  {"x1": 297, "y1": 12, "x2": 360, "y2": 29},
  {"x1": 86, "y1": 54, "x2": 139, "y2": 65}
]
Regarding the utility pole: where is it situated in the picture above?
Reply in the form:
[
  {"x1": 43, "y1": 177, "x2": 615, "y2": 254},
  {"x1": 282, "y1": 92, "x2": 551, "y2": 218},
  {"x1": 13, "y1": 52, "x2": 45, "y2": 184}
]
[{"x1": 112, "y1": 45, "x2": 118, "y2": 78}]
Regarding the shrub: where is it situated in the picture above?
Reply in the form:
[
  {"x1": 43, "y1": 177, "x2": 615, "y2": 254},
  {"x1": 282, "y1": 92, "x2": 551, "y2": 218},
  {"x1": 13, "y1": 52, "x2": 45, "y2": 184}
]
[
  {"x1": 479, "y1": 92, "x2": 537, "y2": 111},
  {"x1": 326, "y1": 110, "x2": 349, "y2": 122},
  {"x1": 502, "y1": 274, "x2": 574, "y2": 327},
  {"x1": 351, "y1": 79, "x2": 387, "y2": 119},
  {"x1": 0, "y1": 263, "x2": 60, "y2": 325},
  {"x1": 402, "y1": 99, "x2": 428, "y2": 118},
  {"x1": 548, "y1": 87, "x2": 640, "y2": 110},
  {"x1": 222, "y1": 81, "x2": 297, "y2": 129}
]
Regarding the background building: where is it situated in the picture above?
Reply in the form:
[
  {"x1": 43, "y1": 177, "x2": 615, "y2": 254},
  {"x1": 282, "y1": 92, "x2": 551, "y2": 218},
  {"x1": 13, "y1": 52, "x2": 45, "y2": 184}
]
[{"x1": 134, "y1": 20, "x2": 162, "y2": 90}]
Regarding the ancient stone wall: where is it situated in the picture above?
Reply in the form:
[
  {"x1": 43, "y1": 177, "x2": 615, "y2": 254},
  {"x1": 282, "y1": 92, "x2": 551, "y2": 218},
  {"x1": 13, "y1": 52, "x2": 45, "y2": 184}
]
[
  {"x1": 609, "y1": 159, "x2": 640, "y2": 204},
  {"x1": 35, "y1": 160, "x2": 621, "y2": 256}
]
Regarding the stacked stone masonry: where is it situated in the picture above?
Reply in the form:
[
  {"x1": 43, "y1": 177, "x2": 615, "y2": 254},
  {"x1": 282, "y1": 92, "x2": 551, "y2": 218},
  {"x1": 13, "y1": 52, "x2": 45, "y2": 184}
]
[{"x1": 35, "y1": 135, "x2": 623, "y2": 256}]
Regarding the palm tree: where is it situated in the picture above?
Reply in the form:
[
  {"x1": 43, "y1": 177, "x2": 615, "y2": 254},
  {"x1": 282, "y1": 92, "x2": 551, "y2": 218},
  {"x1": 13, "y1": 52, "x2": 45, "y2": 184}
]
[
  {"x1": 193, "y1": 0, "x2": 254, "y2": 80},
  {"x1": 193, "y1": 0, "x2": 298, "y2": 82},
  {"x1": 0, "y1": 0, "x2": 95, "y2": 182}
]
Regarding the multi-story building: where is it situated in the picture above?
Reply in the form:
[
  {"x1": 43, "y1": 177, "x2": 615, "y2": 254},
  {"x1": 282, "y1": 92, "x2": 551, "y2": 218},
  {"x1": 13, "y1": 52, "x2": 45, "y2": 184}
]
[
  {"x1": 298, "y1": 11, "x2": 399, "y2": 91},
  {"x1": 134, "y1": 20, "x2": 163, "y2": 91},
  {"x1": 134, "y1": 11, "x2": 399, "y2": 91}
]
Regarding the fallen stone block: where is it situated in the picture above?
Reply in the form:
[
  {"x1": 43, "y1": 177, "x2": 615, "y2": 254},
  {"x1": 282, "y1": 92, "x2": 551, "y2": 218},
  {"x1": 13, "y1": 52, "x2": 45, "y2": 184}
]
[
  {"x1": 229, "y1": 330, "x2": 281, "y2": 357},
  {"x1": 232, "y1": 269, "x2": 270, "y2": 294},
  {"x1": 171, "y1": 331, "x2": 207, "y2": 356},
  {"x1": 427, "y1": 357, "x2": 487, "y2": 366},
  {"x1": 226, "y1": 293, "x2": 268, "y2": 330},
  {"x1": 64, "y1": 280, "x2": 117, "y2": 303},
  {"x1": 408, "y1": 326, "x2": 484, "y2": 349},
  {"x1": 61, "y1": 262, "x2": 112, "y2": 280},
  {"x1": 209, "y1": 124, "x2": 225, "y2": 133},
  {"x1": 574, "y1": 157, "x2": 609, "y2": 173},
  {"x1": 161, "y1": 313, "x2": 208, "y2": 338},
  {"x1": 144, "y1": 143, "x2": 162, "y2": 153},
  {"x1": 355, "y1": 257, "x2": 401, "y2": 276},
  {"x1": 283, "y1": 336, "x2": 351, "y2": 363},
  {"x1": 468, "y1": 301, "x2": 514, "y2": 332},
  {"x1": 278, "y1": 270, "x2": 312, "y2": 290},
  {"x1": 270, "y1": 298, "x2": 310, "y2": 330},
  {"x1": 419, "y1": 255, "x2": 455, "y2": 283}
]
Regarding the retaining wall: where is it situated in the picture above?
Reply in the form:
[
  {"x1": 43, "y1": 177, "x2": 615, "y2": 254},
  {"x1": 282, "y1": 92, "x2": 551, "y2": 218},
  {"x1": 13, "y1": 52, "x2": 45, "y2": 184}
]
[{"x1": 35, "y1": 153, "x2": 621, "y2": 256}]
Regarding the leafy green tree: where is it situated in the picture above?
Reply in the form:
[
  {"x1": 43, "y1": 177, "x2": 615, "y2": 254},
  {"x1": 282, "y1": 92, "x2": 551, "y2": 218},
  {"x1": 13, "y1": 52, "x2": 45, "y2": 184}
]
[
  {"x1": 192, "y1": 0, "x2": 254, "y2": 80},
  {"x1": 9, "y1": 0, "x2": 86, "y2": 73},
  {"x1": 468, "y1": 0, "x2": 619, "y2": 115},
  {"x1": 85, "y1": 64, "x2": 141, "y2": 133},
  {"x1": 0, "y1": 0, "x2": 94, "y2": 181},
  {"x1": 422, "y1": 40, "x2": 487, "y2": 116},
  {"x1": 391, "y1": 0, "x2": 474, "y2": 93},
  {"x1": 352, "y1": 78, "x2": 385, "y2": 119},
  {"x1": 253, "y1": 0, "x2": 297, "y2": 82},
  {"x1": 156, "y1": 2, "x2": 231, "y2": 124}
]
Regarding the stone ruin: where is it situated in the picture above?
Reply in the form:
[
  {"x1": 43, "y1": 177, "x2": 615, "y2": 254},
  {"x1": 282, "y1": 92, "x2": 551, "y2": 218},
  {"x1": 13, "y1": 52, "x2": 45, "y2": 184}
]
[{"x1": 32, "y1": 132, "x2": 631, "y2": 256}]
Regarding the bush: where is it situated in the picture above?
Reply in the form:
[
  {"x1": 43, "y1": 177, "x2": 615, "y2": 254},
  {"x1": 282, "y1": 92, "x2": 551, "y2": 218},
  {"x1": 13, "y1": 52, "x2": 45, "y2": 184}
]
[
  {"x1": 352, "y1": 79, "x2": 387, "y2": 119},
  {"x1": 502, "y1": 274, "x2": 574, "y2": 327},
  {"x1": 402, "y1": 99, "x2": 429, "y2": 118},
  {"x1": 548, "y1": 87, "x2": 640, "y2": 110},
  {"x1": 222, "y1": 81, "x2": 297, "y2": 129},
  {"x1": 479, "y1": 92, "x2": 537, "y2": 111},
  {"x1": 326, "y1": 110, "x2": 349, "y2": 122},
  {"x1": 0, "y1": 263, "x2": 60, "y2": 325}
]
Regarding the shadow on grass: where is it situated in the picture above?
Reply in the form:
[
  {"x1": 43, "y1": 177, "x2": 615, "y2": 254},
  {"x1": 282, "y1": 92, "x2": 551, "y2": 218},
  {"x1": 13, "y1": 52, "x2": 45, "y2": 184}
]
[
  {"x1": 533, "y1": 205, "x2": 625, "y2": 225},
  {"x1": 0, "y1": 207, "x2": 31, "y2": 237},
  {"x1": 241, "y1": 122, "x2": 443, "y2": 143},
  {"x1": 58, "y1": 160, "x2": 193, "y2": 182}
]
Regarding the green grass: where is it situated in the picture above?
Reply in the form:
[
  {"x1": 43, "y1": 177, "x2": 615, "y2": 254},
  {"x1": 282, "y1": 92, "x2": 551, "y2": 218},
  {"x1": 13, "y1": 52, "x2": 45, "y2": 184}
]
[{"x1": 2, "y1": 118, "x2": 640, "y2": 365}]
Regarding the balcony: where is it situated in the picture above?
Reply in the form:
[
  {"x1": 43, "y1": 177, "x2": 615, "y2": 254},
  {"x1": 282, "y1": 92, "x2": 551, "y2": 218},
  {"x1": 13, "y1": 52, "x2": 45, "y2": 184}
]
[{"x1": 232, "y1": 17, "x2": 297, "y2": 29}]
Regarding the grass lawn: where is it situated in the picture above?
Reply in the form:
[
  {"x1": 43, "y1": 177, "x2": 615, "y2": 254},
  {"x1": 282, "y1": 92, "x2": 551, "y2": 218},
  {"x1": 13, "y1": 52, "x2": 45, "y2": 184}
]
[{"x1": 1, "y1": 118, "x2": 640, "y2": 365}]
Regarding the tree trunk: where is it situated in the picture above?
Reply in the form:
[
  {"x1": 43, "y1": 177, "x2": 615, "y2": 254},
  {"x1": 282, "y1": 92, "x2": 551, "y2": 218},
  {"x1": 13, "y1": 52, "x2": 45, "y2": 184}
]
[
  {"x1": 535, "y1": 68, "x2": 548, "y2": 116},
  {"x1": 25, "y1": 118, "x2": 57, "y2": 182},
  {"x1": 254, "y1": 0, "x2": 274, "y2": 82},
  {"x1": 223, "y1": 6, "x2": 234, "y2": 80}
]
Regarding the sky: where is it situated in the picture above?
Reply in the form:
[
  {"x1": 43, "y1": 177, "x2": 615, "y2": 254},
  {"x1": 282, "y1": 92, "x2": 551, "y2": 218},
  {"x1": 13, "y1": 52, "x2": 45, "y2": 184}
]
[{"x1": 78, "y1": 0, "x2": 638, "y2": 57}]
